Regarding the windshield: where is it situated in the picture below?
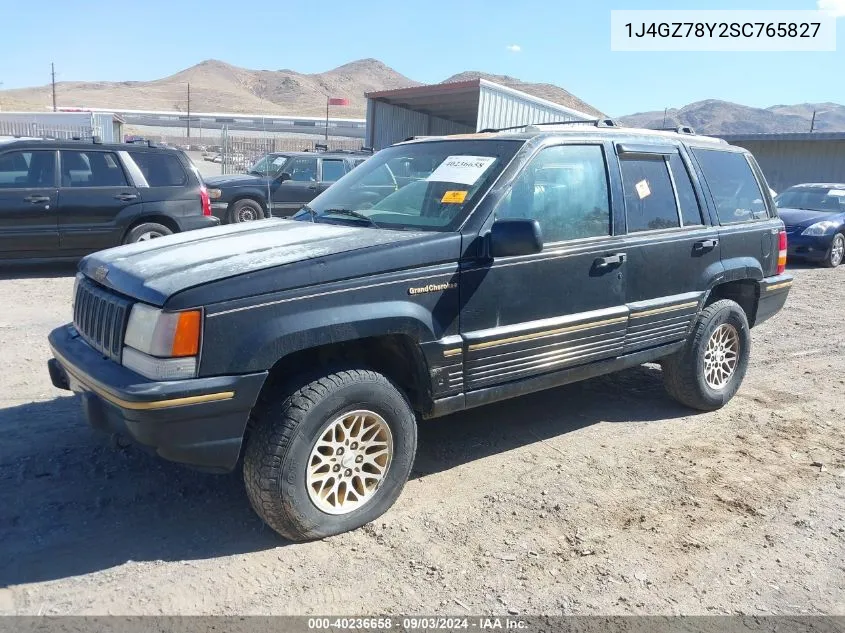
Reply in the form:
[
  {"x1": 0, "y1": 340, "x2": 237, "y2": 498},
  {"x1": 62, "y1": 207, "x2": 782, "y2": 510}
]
[
  {"x1": 248, "y1": 153, "x2": 289, "y2": 176},
  {"x1": 294, "y1": 140, "x2": 523, "y2": 231},
  {"x1": 775, "y1": 187, "x2": 845, "y2": 213}
]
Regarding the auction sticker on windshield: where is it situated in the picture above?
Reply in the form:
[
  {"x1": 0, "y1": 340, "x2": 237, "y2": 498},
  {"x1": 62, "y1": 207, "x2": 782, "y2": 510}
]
[{"x1": 427, "y1": 156, "x2": 497, "y2": 185}]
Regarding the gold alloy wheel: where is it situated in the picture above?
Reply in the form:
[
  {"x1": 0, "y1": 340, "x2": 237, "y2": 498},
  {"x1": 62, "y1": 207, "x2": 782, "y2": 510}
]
[
  {"x1": 703, "y1": 323, "x2": 740, "y2": 390},
  {"x1": 306, "y1": 410, "x2": 393, "y2": 515}
]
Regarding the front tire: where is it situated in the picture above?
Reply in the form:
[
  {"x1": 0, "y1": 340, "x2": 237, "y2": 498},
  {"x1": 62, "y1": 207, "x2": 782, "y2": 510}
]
[
  {"x1": 228, "y1": 199, "x2": 264, "y2": 224},
  {"x1": 243, "y1": 369, "x2": 417, "y2": 541},
  {"x1": 662, "y1": 299, "x2": 751, "y2": 411},
  {"x1": 821, "y1": 233, "x2": 845, "y2": 268}
]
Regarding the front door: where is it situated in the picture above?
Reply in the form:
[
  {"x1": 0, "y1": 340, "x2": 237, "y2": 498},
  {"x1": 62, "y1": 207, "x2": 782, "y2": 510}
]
[
  {"x1": 614, "y1": 145, "x2": 721, "y2": 354},
  {"x1": 0, "y1": 149, "x2": 59, "y2": 258},
  {"x1": 57, "y1": 149, "x2": 141, "y2": 253},
  {"x1": 271, "y1": 155, "x2": 319, "y2": 216},
  {"x1": 459, "y1": 142, "x2": 628, "y2": 392}
]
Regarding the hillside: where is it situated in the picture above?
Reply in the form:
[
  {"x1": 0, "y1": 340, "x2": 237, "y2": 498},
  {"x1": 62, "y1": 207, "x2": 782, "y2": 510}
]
[
  {"x1": 619, "y1": 99, "x2": 845, "y2": 134},
  {"x1": 0, "y1": 59, "x2": 606, "y2": 120},
  {"x1": 0, "y1": 59, "x2": 421, "y2": 118},
  {"x1": 442, "y1": 71, "x2": 605, "y2": 118}
]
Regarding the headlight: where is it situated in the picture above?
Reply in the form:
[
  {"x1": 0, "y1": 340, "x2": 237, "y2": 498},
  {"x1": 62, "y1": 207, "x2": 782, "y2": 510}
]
[
  {"x1": 207, "y1": 188, "x2": 223, "y2": 200},
  {"x1": 801, "y1": 221, "x2": 838, "y2": 236},
  {"x1": 122, "y1": 304, "x2": 201, "y2": 380}
]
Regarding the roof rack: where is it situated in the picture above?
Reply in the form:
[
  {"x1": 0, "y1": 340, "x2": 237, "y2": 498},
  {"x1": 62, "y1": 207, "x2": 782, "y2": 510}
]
[
  {"x1": 657, "y1": 125, "x2": 697, "y2": 135},
  {"x1": 479, "y1": 118, "x2": 620, "y2": 133}
]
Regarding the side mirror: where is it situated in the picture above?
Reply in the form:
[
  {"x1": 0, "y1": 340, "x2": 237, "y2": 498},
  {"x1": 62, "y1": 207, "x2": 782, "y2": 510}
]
[
  {"x1": 489, "y1": 218, "x2": 543, "y2": 258},
  {"x1": 277, "y1": 172, "x2": 292, "y2": 182}
]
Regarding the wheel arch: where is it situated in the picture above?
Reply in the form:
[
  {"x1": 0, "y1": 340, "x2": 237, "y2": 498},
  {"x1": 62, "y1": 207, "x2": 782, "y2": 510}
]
[
  {"x1": 705, "y1": 278, "x2": 760, "y2": 327},
  {"x1": 228, "y1": 192, "x2": 268, "y2": 217}
]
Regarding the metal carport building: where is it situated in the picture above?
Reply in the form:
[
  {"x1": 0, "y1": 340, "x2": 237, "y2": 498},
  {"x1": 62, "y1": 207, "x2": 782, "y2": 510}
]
[
  {"x1": 720, "y1": 132, "x2": 845, "y2": 192},
  {"x1": 365, "y1": 79, "x2": 598, "y2": 150}
]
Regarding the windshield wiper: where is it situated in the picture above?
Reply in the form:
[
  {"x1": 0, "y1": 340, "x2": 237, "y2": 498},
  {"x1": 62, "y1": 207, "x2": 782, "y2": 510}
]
[
  {"x1": 322, "y1": 208, "x2": 381, "y2": 228},
  {"x1": 298, "y1": 204, "x2": 318, "y2": 222}
]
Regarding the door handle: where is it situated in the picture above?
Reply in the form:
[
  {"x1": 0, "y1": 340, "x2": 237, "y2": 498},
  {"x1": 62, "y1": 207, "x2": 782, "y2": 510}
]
[
  {"x1": 24, "y1": 194, "x2": 50, "y2": 204},
  {"x1": 114, "y1": 193, "x2": 138, "y2": 201},
  {"x1": 307, "y1": 184, "x2": 318, "y2": 190},
  {"x1": 594, "y1": 253, "x2": 626, "y2": 268},
  {"x1": 693, "y1": 238, "x2": 719, "y2": 251}
]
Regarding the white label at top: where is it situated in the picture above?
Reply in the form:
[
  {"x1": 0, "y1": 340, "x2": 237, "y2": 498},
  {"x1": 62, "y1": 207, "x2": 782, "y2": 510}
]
[
  {"x1": 610, "y1": 10, "x2": 836, "y2": 52},
  {"x1": 427, "y1": 156, "x2": 497, "y2": 186}
]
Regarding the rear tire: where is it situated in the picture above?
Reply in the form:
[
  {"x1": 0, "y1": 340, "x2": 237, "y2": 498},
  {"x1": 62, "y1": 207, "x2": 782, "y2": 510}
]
[
  {"x1": 662, "y1": 299, "x2": 751, "y2": 411},
  {"x1": 821, "y1": 233, "x2": 845, "y2": 268},
  {"x1": 228, "y1": 199, "x2": 264, "y2": 224},
  {"x1": 243, "y1": 369, "x2": 417, "y2": 541},
  {"x1": 124, "y1": 222, "x2": 172, "y2": 244}
]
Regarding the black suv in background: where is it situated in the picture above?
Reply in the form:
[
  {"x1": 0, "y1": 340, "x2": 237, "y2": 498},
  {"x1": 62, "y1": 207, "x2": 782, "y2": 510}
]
[
  {"x1": 48, "y1": 123, "x2": 791, "y2": 541},
  {"x1": 0, "y1": 138, "x2": 219, "y2": 261},
  {"x1": 205, "y1": 150, "x2": 371, "y2": 223}
]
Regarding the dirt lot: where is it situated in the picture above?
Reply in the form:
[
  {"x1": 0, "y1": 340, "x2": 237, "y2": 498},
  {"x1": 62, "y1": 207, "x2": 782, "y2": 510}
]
[{"x1": 0, "y1": 263, "x2": 843, "y2": 616}]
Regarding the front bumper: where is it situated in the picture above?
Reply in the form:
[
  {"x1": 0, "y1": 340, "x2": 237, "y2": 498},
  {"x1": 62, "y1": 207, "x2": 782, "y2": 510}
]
[
  {"x1": 176, "y1": 214, "x2": 220, "y2": 232},
  {"x1": 755, "y1": 273, "x2": 794, "y2": 326},
  {"x1": 786, "y1": 232, "x2": 833, "y2": 261},
  {"x1": 48, "y1": 324, "x2": 267, "y2": 472}
]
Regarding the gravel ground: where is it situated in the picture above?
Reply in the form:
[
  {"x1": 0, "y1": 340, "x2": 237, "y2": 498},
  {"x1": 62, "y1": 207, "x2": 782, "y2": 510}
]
[{"x1": 0, "y1": 263, "x2": 843, "y2": 616}]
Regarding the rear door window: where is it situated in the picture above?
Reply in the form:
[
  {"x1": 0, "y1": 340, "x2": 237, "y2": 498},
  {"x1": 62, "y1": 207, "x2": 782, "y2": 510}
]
[
  {"x1": 60, "y1": 150, "x2": 128, "y2": 187},
  {"x1": 128, "y1": 152, "x2": 187, "y2": 186},
  {"x1": 691, "y1": 148, "x2": 768, "y2": 223},
  {"x1": 620, "y1": 156, "x2": 680, "y2": 232}
]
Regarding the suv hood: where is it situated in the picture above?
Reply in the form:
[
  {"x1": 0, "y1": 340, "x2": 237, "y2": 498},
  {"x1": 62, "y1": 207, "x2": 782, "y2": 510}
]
[
  {"x1": 80, "y1": 219, "x2": 430, "y2": 306},
  {"x1": 204, "y1": 173, "x2": 270, "y2": 187}
]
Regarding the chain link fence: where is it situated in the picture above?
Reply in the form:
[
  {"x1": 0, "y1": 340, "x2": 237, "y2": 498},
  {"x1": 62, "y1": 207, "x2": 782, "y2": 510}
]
[{"x1": 148, "y1": 129, "x2": 367, "y2": 175}]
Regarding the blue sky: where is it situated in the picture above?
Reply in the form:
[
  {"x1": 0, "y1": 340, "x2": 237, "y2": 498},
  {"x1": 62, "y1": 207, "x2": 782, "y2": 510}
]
[{"x1": 1, "y1": 0, "x2": 843, "y2": 116}]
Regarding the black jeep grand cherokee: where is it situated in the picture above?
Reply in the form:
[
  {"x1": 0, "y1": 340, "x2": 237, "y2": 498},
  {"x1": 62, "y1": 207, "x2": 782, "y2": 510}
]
[{"x1": 48, "y1": 123, "x2": 792, "y2": 541}]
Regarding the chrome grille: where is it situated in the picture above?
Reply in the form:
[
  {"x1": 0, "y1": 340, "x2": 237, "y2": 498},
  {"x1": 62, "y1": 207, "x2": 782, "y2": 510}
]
[{"x1": 73, "y1": 276, "x2": 133, "y2": 362}]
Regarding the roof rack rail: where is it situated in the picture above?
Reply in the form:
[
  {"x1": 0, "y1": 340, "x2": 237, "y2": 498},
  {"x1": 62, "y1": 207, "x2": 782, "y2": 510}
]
[{"x1": 478, "y1": 118, "x2": 620, "y2": 133}]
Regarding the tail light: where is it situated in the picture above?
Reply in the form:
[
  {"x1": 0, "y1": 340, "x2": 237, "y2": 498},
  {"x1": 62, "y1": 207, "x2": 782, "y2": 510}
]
[
  {"x1": 200, "y1": 185, "x2": 212, "y2": 216},
  {"x1": 777, "y1": 229, "x2": 787, "y2": 274}
]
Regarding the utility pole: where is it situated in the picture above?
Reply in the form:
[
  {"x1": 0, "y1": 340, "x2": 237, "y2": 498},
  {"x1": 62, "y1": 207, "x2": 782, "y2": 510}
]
[
  {"x1": 186, "y1": 82, "x2": 191, "y2": 139},
  {"x1": 810, "y1": 109, "x2": 817, "y2": 132},
  {"x1": 51, "y1": 63, "x2": 57, "y2": 112},
  {"x1": 661, "y1": 107, "x2": 668, "y2": 129}
]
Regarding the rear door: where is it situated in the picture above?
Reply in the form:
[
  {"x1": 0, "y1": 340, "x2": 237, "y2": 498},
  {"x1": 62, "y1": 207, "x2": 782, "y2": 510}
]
[
  {"x1": 0, "y1": 148, "x2": 59, "y2": 258},
  {"x1": 689, "y1": 147, "x2": 781, "y2": 279},
  {"x1": 270, "y1": 155, "x2": 318, "y2": 215},
  {"x1": 614, "y1": 143, "x2": 721, "y2": 354},
  {"x1": 57, "y1": 148, "x2": 140, "y2": 254}
]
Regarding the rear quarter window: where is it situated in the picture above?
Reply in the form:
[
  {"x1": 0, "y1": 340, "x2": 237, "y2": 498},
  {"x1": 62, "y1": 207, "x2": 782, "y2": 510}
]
[
  {"x1": 128, "y1": 151, "x2": 188, "y2": 187},
  {"x1": 692, "y1": 148, "x2": 769, "y2": 224}
]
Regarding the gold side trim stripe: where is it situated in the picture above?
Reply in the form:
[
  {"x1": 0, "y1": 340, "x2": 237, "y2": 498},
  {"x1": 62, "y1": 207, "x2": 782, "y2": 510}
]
[
  {"x1": 766, "y1": 281, "x2": 793, "y2": 292},
  {"x1": 442, "y1": 348, "x2": 463, "y2": 358},
  {"x1": 62, "y1": 365, "x2": 235, "y2": 410},
  {"x1": 467, "y1": 316, "x2": 628, "y2": 352},
  {"x1": 630, "y1": 301, "x2": 699, "y2": 319}
]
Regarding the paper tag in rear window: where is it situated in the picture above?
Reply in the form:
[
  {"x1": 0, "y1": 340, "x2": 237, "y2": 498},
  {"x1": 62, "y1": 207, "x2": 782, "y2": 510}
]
[
  {"x1": 828, "y1": 190, "x2": 845, "y2": 197},
  {"x1": 427, "y1": 156, "x2": 497, "y2": 185},
  {"x1": 441, "y1": 190, "x2": 468, "y2": 204},
  {"x1": 635, "y1": 179, "x2": 651, "y2": 199}
]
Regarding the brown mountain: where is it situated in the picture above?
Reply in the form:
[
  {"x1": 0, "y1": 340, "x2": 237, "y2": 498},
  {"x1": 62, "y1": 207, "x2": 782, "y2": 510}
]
[
  {"x1": 0, "y1": 59, "x2": 605, "y2": 120},
  {"x1": 619, "y1": 99, "x2": 845, "y2": 134},
  {"x1": 442, "y1": 71, "x2": 604, "y2": 118},
  {"x1": 0, "y1": 59, "x2": 420, "y2": 118}
]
